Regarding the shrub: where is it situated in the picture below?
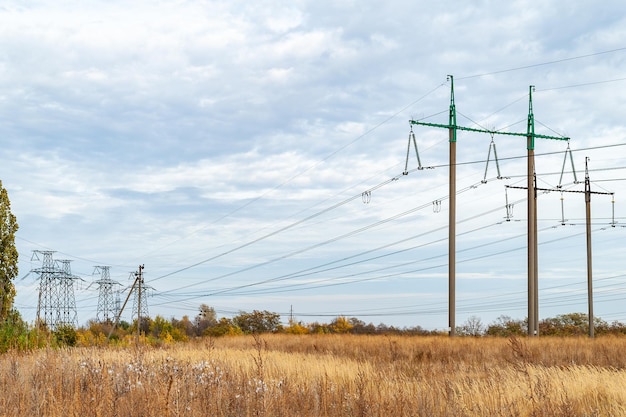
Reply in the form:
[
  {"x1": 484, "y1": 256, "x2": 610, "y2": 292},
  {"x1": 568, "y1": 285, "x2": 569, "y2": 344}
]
[{"x1": 54, "y1": 325, "x2": 77, "y2": 347}]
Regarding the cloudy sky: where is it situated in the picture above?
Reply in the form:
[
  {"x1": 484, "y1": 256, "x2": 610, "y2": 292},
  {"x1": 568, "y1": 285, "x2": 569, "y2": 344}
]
[{"x1": 2, "y1": 0, "x2": 626, "y2": 330}]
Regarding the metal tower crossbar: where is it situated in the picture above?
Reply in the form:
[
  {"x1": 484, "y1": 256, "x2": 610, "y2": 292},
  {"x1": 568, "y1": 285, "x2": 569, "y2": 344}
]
[{"x1": 408, "y1": 121, "x2": 570, "y2": 143}]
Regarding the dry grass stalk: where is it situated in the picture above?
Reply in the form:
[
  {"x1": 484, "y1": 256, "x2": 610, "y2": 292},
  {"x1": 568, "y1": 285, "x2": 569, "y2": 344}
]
[{"x1": 0, "y1": 335, "x2": 625, "y2": 416}]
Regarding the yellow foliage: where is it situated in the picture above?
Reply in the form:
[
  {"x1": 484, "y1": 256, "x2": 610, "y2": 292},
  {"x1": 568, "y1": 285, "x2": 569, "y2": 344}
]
[
  {"x1": 162, "y1": 331, "x2": 174, "y2": 344},
  {"x1": 330, "y1": 316, "x2": 353, "y2": 333},
  {"x1": 285, "y1": 323, "x2": 309, "y2": 334}
]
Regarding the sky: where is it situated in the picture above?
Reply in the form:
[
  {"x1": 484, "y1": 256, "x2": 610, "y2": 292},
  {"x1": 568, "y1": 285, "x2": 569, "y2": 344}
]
[{"x1": 2, "y1": 0, "x2": 626, "y2": 331}]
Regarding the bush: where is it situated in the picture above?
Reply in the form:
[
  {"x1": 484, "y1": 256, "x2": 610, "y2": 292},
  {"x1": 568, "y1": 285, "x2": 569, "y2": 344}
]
[
  {"x1": 54, "y1": 325, "x2": 77, "y2": 347},
  {"x1": 232, "y1": 310, "x2": 281, "y2": 334},
  {"x1": 204, "y1": 318, "x2": 242, "y2": 337}
]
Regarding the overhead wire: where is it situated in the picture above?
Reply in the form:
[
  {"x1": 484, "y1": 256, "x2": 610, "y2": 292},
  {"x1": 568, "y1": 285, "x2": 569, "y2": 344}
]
[
  {"x1": 151, "y1": 176, "x2": 499, "y2": 297},
  {"x1": 537, "y1": 76, "x2": 626, "y2": 92},
  {"x1": 138, "y1": 82, "x2": 449, "y2": 261},
  {"x1": 149, "y1": 201, "x2": 624, "y2": 317},
  {"x1": 220, "y1": 268, "x2": 626, "y2": 320},
  {"x1": 456, "y1": 47, "x2": 626, "y2": 80},
  {"x1": 149, "y1": 142, "x2": 625, "y2": 291},
  {"x1": 152, "y1": 198, "x2": 592, "y2": 302}
]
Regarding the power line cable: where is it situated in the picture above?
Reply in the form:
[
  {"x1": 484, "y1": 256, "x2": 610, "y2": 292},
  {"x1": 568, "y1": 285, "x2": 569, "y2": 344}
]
[
  {"x1": 537, "y1": 76, "x2": 626, "y2": 92},
  {"x1": 456, "y1": 47, "x2": 626, "y2": 80},
  {"x1": 137, "y1": 83, "x2": 448, "y2": 260},
  {"x1": 149, "y1": 145, "x2": 620, "y2": 300},
  {"x1": 150, "y1": 174, "x2": 505, "y2": 296}
]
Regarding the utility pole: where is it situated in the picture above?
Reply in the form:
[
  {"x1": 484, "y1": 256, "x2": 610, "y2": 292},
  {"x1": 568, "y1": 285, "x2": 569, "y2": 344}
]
[
  {"x1": 407, "y1": 78, "x2": 569, "y2": 336},
  {"x1": 507, "y1": 156, "x2": 613, "y2": 338},
  {"x1": 106, "y1": 264, "x2": 152, "y2": 343},
  {"x1": 526, "y1": 86, "x2": 538, "y2": 337},
  {"x1": 448, "y1": 75, "x2": 457, "y2": 336},
  {"x1": 135, "y1": 264, "x2": 144, "y2": 345},
  {"x1": 585, "y1": 157, "x2": 593, "y2": 338},
  {"x1": 107, "y1": 277, "x2": 138, "y2": 340}
]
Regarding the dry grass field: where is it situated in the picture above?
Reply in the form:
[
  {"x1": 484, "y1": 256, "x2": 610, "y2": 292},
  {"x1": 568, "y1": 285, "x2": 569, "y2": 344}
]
[{"x1": 1, "y1": 334, "x2": 625, "y2": 416}]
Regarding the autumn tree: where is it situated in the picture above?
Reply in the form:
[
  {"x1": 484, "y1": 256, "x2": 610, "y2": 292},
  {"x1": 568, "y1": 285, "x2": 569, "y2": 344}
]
[
  {"x1": 485, "y1": 315, "x2": 526, "y2": 337},
  {"x1": 195, "y1": 304, "x2": 217, "y2": 335},
  {"x1": 539, "y1": 312, "x2": 607, "y2": 336},
  {"x1": 204, "y1": 317, "x2": 242, "y2": 337},
  {"x1": 329, "y1": 316, "x2": 353, "y2": 334},
  {"x1": 0, "y1": 180, "x2": 19, "y2": 321},
  {"x1": 456, "y1": 315, "x2": 484, "y2": 336},
  {"x1": 232, "y1": 310, "x2": 281, "y2": 334}
]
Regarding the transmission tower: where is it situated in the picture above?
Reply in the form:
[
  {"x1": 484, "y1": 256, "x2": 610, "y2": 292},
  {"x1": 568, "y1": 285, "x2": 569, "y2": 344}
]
[
  {"x1": 56, "y1": 260, "x2": 81, "y2": 328},
  {"x1": 31, "y1": 252, "x2": 81, "y2": 329},
  {"x1": 33, "y1": 250, "x2": 58, "y2": 328},
  {"x1": 93, "y1": 266, "x2": 121, "y2": 323}
]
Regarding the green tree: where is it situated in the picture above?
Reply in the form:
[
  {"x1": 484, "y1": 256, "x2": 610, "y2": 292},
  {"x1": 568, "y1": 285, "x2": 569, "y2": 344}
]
[
  {"x1": 149, "y1": 315, "x2": 174, "y2": 339},
  {"x1": 232, "y1": 310, "x2": 281, "y2": 334},
  {"x1": 485, "y1": 315, "x2": 526, "y2": 337},
  {"x1": 204, "y1": 317, "x2": 242, "y2": 337},
  {"x1": 0, "y1": 309, "x2": 28, "y2": 352},
  {"x1": 54, "y1": 324, "x2": 77, "y2": 347},
  {"x1": 540, "y1": 312, "x2": 606, "y2": 336},
  {"x1": 308, "y1": 321, "x2": 331, "y2": 334},
  {"x1": 0, "y1": 181, "x2": 19, "y2": 321}
]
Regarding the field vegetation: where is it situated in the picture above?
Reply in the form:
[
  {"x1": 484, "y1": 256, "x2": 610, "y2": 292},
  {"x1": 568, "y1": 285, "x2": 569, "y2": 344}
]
[{"x1": 1, "y1": 333, "x2": 626, "y2": 416}]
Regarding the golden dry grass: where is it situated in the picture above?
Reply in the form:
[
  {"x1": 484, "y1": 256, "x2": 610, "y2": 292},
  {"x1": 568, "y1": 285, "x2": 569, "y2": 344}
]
[{"x1": 1, "y1": 334, "x2": 625, "y2": 416}]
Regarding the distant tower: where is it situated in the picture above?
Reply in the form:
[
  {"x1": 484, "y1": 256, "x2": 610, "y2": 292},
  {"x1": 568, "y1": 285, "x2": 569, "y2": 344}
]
[
  {"x1": 32, "y1": 251, "x2": 80, "y2": 329},
  {"x1": 93, "y1": 266, "x2": 120, "y2": 322},
  {"x1": 55, "y1": 259, "x2": 80, "y2": 328},
  {"x1": 33, "y1": 250, "x2": 58, "y2": 327},
  {"x1": 114, "y1": 289, "x2": 122, "y2": 317}
]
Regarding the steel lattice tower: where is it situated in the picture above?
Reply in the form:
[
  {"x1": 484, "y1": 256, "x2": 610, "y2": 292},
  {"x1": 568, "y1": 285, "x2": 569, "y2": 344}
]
[
  {"x1": 94, "y1": 266, "x2": 120, "y2": 323},
  {"x1": 32, "y1": 251, "x2": 81, "y2": 329},
  {"x1": 56, "y1": 259, "x2": 79, "y2": 328},
  {"x1": 34, "y1": 250, "x2": 58, "y2": 328}
]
